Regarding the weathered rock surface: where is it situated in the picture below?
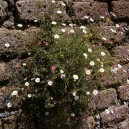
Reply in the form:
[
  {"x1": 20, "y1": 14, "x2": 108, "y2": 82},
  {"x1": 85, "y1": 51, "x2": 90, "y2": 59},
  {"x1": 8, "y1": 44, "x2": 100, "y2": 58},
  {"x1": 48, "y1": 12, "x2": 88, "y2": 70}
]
[
  {"x1": 111, "y1": 44, "x2": 129, "y2": 63},
  {"x1": 112, "y1": 1, "x2": 129, "y2": 20},
  {"x1": 0, "y1": 28, "x2": 39, "y2": 54},
  {"x1": 118, "y1": 119, "x2": 129, "y2": 129},
  {"x1": 100, "y1": 105, "x2": 128, "y2": 124},
  {"x1": 0, "y1": 0, "x2": 8, "y2": 23},
  {"x1": 88, "y1": 88, "x2": 117, "y2": 111},
  {"x1": 0, "y1": 62, "x2": 10, "y2": 81},
  {"x1": 16, "y1": 0, "x2": 47, "y2": 21},
  {"x1": 71, "y1": 2, "x2": 109, "y2": 21},
  {"x1": 118, "y1": 84, "x2": 129, "y2": 101}
]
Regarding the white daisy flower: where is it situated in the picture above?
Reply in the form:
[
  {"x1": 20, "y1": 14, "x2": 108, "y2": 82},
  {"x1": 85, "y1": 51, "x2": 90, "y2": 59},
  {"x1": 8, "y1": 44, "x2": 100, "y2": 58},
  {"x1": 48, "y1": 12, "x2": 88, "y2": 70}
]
[
  {"x1": 127, "y1": 79, "x2": 129, "y2": 84},
  {"x1": 110, "y1": 29, "x2": 117, "y2": 33},
  {"x1": 62, "y1": 23, "x2": 66, "y2": 26},
  {"x1": 7, "y1": 102, "x2": 12, "y2": 108},
  {"x1": 17, "y1": 24, "x2": 23, "y2": 27},
  {"x1": 118, "y1": 64, "x2": 122, "y2": 69},
  {"x1": 83, "y1": 53, "x2": 88, "y2": 59},
  {"x1": 45, "y1": 112, "x2": 49, "y2": 115},
  {"x1": 86, "y1": 92, "x2": 90, "y2": 95},
  {"x1": 25, "y1": 82, "x2": 29, "y2": 86},
  {"x1": 48, "y1": 80, "x2": 53, "y2": 86},
  {"x1": 28, "y1": 94, "x2": 32, "y2": 98},
  {"x1": 61, "y1": 2, "x2": 66, "y2": 6},
  {"x1": 83, "y1": 16, "x2": 89, "y2": 19},
  {"x1": 93, "y1": 90, "x2": 98, "y2": 96},
  {"x1": 85, "y1": 70, "x2": 91, "y2": 75},
  {"x1": 105, "y1": 109, "x2": 110, "y2": 114},
  {"x1": 57, "y1": 10, "x2": 62, "y2": 14},
  {"x1": 83, "y1": 30, "x2": 87, "y2": 34},
  {"x1": 24, "y1": 78, "x2": 27, "y2": 81},
  {"x1": 110, "y1": 12, "x2": 116, "y2": 17},
  {"x1": 51, "y1": 0, "x2": 55, "y2": 3},
  {"x1": 72, "y1": 92, "x2": 76, "y2": 96},
  {"x1": 34, "y1": 19, "x2": 38, "y2": 23},
  {"x1": 116, "y1": 24, "x2": 120, "y2": 28},
  {"x1": 70, "y1": 29, "x2": 74, "y2": 33},
  {"x1": 61, "y1": 29, "x2": 66, "y2": 32},
  {"x1": 5, "y1": 43, "x2": 10, "y2": 48},
  {"x1": 71, "y1": 113, "x2": 75, "y2": 117},
  {"x1": 101, "y1": 52, "x2": 106, "y2": 56},
  {"x1": 35, "y1": 78, "x2": 40, "y2": 83},
  {"x1": 60, "y1": 70, "x2": 64, "y2": 74},
  {"x1": 73, "y1": 75, "x2": 79, "y2": 80},
  {"x1": 28, "y1": 52, "x2": 31, "y2": 55},
  {"x1": 112, "y1": 68, "x2": 118, "y2": 73},
  {"x1": 22, "y1": 63, "x2": 26, "y2": 66},
  {"x1": 88, "y1": 48, "x2": 92, "y2": 53},
  {"x1": 11, "y1": 90, "x2": 18, "y2": 96},
  {"x1": 54, "y1": 34, "x2": 59, "y2": 39},
  {"x1": 102, "y1": 37, "x2": 107, "y2": 41},
  {"x1": 69, "y1": 24, "x2": 74, "y2": 27},
  {"x1": 100, "y1": 16, "x2": 105, "y2": 19},
  {"x1": 52, "y1": 21, "x2": 57, "y2": 25},
  {"x1": 80, "y1": 26, "x2": 86, "y2": 29},
  {"x1": 99, "y1": 68, "x2": 105, "y2": 73},
  {"x1": 90, "y1": 61, "x2": 95, "y2": 66},
  {"x1": 89, "y1": 18, "x2": 94, "y2": 22},
  {"x1": 74, "y1": 96, "x2": 79, "y2": 100}
]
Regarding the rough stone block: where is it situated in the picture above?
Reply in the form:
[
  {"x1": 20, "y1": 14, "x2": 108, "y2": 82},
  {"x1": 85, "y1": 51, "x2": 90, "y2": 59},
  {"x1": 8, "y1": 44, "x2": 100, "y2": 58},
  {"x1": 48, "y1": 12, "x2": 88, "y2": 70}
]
[
  {"x1": 78, "y1": 115, "x2": 96, "y2": 129},
  {"x1": 86, "y1": 116, "x2": 96, "y2": 129},
  {"x1": 0, "y1": 28, "x2": 39, "y2": 54},
  {"x1": 16, "y1": 0, "x2": 70, "y2": 21},
  {"x1": 0, "y1": 0, "x2": 8, "y2": 23},
  {"x1": 98, "y1": 63, "x2": 129, "y2": 86},
  {"x1": 0, "y1": 86, "x2": 22, "y2": 110},
  {"x1": 0, "y1": 62, "x2": 10, "y2": 82},
  {"x1": 16, "y1": 0, "x2": 46, "y2": 21},
  {"x1": 0, "y1": 56, "x2": 33, "y2": 82},
  {"x1": 100, "y1": 105, "x2": 129, "y2": 124},
  {"x1": 111, "y1": 44, "x2": 129, "y2": 63},
  {"x1": 71, "y1": 2, "x2": 109, "y2": 21},
  {"x1": 49, "y1": 1, "x2": 70, "y2": 21},
  {"x1": 88, "y1": 88, "x2": 117, "y2": 111},
  {"x1": 118, "y1": 120, "x2": 129, "y2": 129},
  {"x1": 118, "y1": 84, "x2": 129, "y2": 101},
  {"x1": 112, "y1": 1, "x2": 129, "y2": 20}
]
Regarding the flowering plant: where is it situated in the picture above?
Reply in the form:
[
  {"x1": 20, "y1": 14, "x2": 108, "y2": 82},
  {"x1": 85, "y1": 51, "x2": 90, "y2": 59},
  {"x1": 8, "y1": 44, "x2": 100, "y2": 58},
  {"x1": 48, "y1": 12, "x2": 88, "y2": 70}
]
[
  {"x1": 19, "y1": 16, "x2": 115, "y2": 128},
  {"x1": 7, "y1": 1, "x2": 128, "y2": 128}
]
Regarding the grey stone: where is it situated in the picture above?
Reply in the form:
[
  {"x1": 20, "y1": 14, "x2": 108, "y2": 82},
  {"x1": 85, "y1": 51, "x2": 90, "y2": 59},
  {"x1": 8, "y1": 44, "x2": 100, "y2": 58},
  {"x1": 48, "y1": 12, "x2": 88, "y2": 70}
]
[
  {"x1": 112, "y1": 1, "x2": 129, "y2": 20},
  {"x1": 88, "y1": 88, "x2": 117, "y2": 111},
  {"x1": 100, "y1": 105, "x2": 129, "y2": 124},
  {"x1": 71, "y1": 2, "x2": 109, "y2": 21},
  {"x1": 16, "y1": 0, "x2": 47, "y2": 21},
  {"x1": 0, "y1": 28, "x2": 39, "y2": 54},
  {"x1": 0, "y1": 0, "x2": 8, "y2": 23}
]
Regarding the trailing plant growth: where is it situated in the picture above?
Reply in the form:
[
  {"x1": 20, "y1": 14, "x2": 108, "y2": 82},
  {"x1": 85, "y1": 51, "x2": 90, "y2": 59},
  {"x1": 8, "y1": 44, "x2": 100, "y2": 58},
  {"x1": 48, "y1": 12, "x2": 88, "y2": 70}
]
[{"x1": 6, "y1": 1, "x2": 128, "y2": 129}]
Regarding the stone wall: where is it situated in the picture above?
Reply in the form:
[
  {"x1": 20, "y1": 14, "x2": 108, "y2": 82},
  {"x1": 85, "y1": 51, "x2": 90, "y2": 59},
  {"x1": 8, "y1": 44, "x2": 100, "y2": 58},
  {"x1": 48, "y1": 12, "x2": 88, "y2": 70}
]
[{"x1": 0, "y1": 0, "x2": 129, "y2": 129}]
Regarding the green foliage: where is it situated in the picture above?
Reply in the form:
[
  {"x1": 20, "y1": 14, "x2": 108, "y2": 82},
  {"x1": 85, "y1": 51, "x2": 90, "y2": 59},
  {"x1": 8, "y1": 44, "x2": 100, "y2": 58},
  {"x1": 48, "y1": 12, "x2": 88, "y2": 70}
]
[
  {"x1": 21, "y1": 17, "x2": 115, "y2": 128},
  {"x1": 13, "y1": 1, "x2": 115, "y2": 128}
]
